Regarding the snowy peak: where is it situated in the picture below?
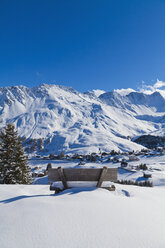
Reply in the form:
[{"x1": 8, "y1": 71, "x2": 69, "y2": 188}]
[
  {"x1": 99, "y1": 91, "x2": 126, "y2": 108},
  {"x1": 127, "y1": 91, "x2": 164, "y2": 106},
  {"x1": 90, "y1": 89, "x2": 106, "y2": 97},
  {"x1": 1, "y1": 83, "x2": 165, "y2": 154},
  {"x1": 114, "y1": 88, "x2": 135, "y2": 96}
]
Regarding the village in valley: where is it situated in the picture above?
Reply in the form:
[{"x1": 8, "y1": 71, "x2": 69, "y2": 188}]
[{"x1": 31, "y1": 147, "x2": 165, "y2": 188}]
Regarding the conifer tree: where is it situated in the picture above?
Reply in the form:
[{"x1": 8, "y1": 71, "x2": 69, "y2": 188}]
[{"x1": 0, "y1": 123, "x2": 32, "y2": 184}]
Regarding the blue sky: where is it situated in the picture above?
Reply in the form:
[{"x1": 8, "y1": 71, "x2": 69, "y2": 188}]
[{"x1": 0, "y1": 0, "x2": 165, "y2": 92}]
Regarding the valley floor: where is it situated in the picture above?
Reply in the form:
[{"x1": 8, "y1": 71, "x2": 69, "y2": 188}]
[
  {"x1": 0, "y1": 184, "x2": 165, "y2": 248},
  {"x1": 30, "y1": 154, "x2": 165, "y2": 186}
]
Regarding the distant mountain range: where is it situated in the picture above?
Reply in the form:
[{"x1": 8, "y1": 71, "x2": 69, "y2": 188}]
[{"x1": 1, "y1": 84, "x2": 165, "y2": 154}]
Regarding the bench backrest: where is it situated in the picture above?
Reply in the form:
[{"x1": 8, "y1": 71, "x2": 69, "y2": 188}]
[{"x1": 48, "y1": 167, "x2": 118, "y2": 183}]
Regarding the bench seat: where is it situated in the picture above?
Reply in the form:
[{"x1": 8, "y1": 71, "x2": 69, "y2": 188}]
[{"x1": 48, "y1": 167, "x2": 117, "y2": 193}]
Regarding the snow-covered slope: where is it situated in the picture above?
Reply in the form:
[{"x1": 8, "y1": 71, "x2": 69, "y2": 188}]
[
  {"x1": 0, "y1": 184, "x2": 165, "y2": 248},
  {"x1": 1, "y1": 83, "x2": 165, "y2": 154}
]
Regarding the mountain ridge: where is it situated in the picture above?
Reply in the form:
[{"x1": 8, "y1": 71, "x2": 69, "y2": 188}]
[{"x1": 1, "y1": 83, "x2": 165, "y2": 154}]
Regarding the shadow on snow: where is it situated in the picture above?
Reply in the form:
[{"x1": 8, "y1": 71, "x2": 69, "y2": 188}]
[{"x1": 0, "y1": 187, "x2": 98, "y2": 204}]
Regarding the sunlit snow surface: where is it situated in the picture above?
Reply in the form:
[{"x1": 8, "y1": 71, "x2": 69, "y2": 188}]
[
  {"x1": 1, "y1": 154, "x2": 165, "y2": 247},
  {"x1": 2, "y1": 83, "x2": 165, "y2": 154},
  {"x1": 1, "y1": 83, "x2": 165, "y2": 247},
  {"x1": 0, "y1": 184, "x2": 165, "y2": 248}
]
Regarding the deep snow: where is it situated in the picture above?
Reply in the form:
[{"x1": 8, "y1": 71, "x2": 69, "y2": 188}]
[
  {"x1": 0, "y1": 184, "x2": 165, "y2": 248},
  {"x1": 1, "y1": 152, "x2": 165, "y2": 248}
]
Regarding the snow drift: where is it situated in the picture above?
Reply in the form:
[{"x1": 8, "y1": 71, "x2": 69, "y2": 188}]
[{"x1": 0, "y1": 184, "x2": 165, "y2": 248}]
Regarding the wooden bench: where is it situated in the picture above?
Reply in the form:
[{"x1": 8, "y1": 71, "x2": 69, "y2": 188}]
[{"x1": 48, "y1": 166, "x2": 118, "y2": 193}]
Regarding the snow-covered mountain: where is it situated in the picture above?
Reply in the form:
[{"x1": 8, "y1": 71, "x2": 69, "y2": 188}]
[{"x1": 1, "y1": 83, "x2": 165, "y2": 154}]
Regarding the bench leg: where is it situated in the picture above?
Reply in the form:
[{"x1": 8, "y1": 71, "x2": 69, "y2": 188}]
[
  {"x1": 102, "y1": 185, "x2": 116, "y2": 191},
  {"x1": 54, "y1": 188, "x2": 62, "y2": 194},
  {"x1": 50, "y1": 185, "x2": 62, "y2": 194}
]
